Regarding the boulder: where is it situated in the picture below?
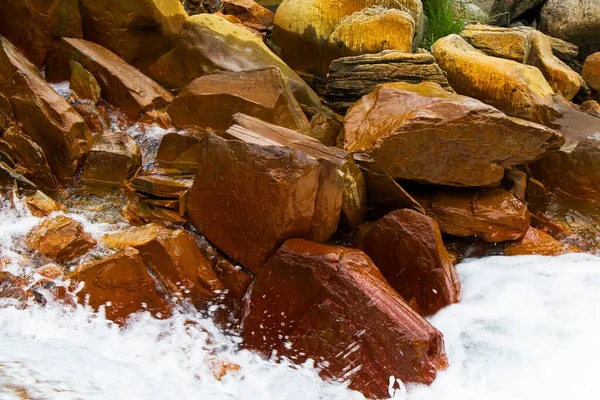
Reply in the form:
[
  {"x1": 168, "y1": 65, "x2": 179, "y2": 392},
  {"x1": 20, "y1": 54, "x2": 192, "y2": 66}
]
[
  {"x1": 325, "y1": 50, "x2": 453, "y2": 113},
  {"x1": 69, "y1": 61, "x2": 101, "y2": 104},
  {"x1": 504, "y1": 226, "x2": 580, "y2": 256},
  {"x1": 46, "y1": 38, "x2": 173, "y2": 122},
  {"x1": 343, "y1": 82, "x2": 563, "y2": 187},
  {"x1": 323, "y1": 7, "x2": 415, "y2": 73},
  {"x1": 157, "y1": 131, "x2": 207, "y2": 173},
  {"x1": 78, "y1": 0, "x2": 188, "y2": 68},
  {"x1": 354, "y1": 209, "x2": 460, "y2": 316},
  {"x1": 102, "y1": 224, "x2": 224, "y2": 309},
  {"x1": 221, "y1": 0, "x2": 274, "y2": 29},
  {"x1": 186, "y1": 133, "x2": 328, "y2": 272},
  {"x1": 241, "y1": 239, "x2": 448, "y2": 399},
  {"x1": 0, "y1": 0, "x2": 82, "y2": 67},
  {"x1": 539, "y1": 0, "x2": 600, "y2": 59},
  {"x1": 489, "y1": 0, "x2": 545, "y2": 25},
  {"x1": 73, "y1": 102, "x2": 111, "y2": 133},
  {"x1": 581, "y1": 100, "x2": 600, "y2": 117},
  {"x1": 146, "y1": 13, "x2": 320, "y2": 108},
  {"x1": 582, "y1": 52, "x2": 600, "y2": 91},
  {"x1": 167, "y1": 68, "x2": 311, "y2": 134},
  {"x1": 0, "y1": 36, "x2": 91, "y2": 180},
  {"x1": 423, "y1": 188, "x2": 531, "y2": 242},
  {"x1": 230, "y1": 113, "x2": 366, "y2": 228},
  {"x1": 68, "y1": 248, "x2": 170, "y2": 324},
  {"x1": 308, "y1": 107, "x2": 343, "y2": 146},
  {"x1": 25, "y1": 191, "x2": 62, "y2": 217},
  {"x1": 81, "y1": 131, "x2": 142, "y2": 188},
  {"x1": 26, "y1": 215, "x2": 97, "y2": 262},
  {"x1": 547, "y1": 36, "x2": 579, "y2": 62},
  {"x1": 272, "y1": 0, "x2": 423, "y2": 76}
]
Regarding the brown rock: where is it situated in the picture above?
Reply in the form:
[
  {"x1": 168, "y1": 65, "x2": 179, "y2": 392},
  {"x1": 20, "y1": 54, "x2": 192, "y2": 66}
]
[
  {"x1": 354, "y1": 209, "x2": 460, "y2": 316},
  {"x1": 221, "y1": 0, "x2": 274, "y2": 28},
  {"x1": 167, "y1": 67, "x2": 311, "y2": 134},
  {"x1": 504, "y1": 167, "x2": 528, "y2": 203},
  {"x1": 325, "y1": 50, "x2": 453, "y2": 113},
  {"x1": 25, "y1": 191, "x2": 62, "y2": 217},
  {"x1": 137, "y1": 109, "x2": 173, "y2": 130},
  {"x1": 0, "y1": 36, "x2": 91, "y2": 180},
  {"x1": 69, "y1": 248, "x2": 170, "y2": 324},
  {"x1": 26, "y1": 215, "x2": 97, "y2": 262},
  {"x1": 0, "y1": 92, "x2": 14, "y2": 132},
  {"x1": 145, "y1": 13, "x2": 321, "y2": 108},
  {"x1": 343, "y1": 82, "x2": 564, "y2": 187},
  {"x1": 0, "y1": 0, "x2": 82, "y2": 67},
  {"x1": 582, "y1": 52, "x2": 600, "y2": 91},
  {"x1": 461, "y1": 24, "x2": 531, "y2": 62},
  {"x1": 308, "y1": 107, "x2": 343, "y2": 146},
  {"x1": 505, "y1": 226, "x2": 581, "y2": 256},
  {"x1": 0, "y1": 161, "x2": 36, "y2": 193},
  {"x1": 73, "y1": 102, "x2": 111, "y2": 133},
  {"x1": 69, "y1": 60, "x2": 101, "y2": 104},
  {"x1": 230, "y1": 113, "x2": 367, "y2": 228},
  {"x1": 78, "y1": 0, "x2": 188, "y2": 68},
  {"x1": 581, "y1": 100, "x2": 600, "y2": 117},
  {"x1": 241, "y1": 239, "x2": 448, "y2": 399},
  {"x1": 81, "y1": 131, "x2": 142, "y2": 188},
  {"x1": 129, "y1": 174, "x2": 191, "y2": 198},
  {"x1": 157, "y1": 131, "x2": 206, "y2": 173},
  {"x1": 46, "y1": 38, "x2": 173, "y2": 122},
  {"x1": 425, "y1": 188, "x2": 531, "y2": 242},
  {"x1": 547, "y1": 36, "x2": 579, "y2": 62},
  {"x1": 186, "y1": 133, "x2": 325, "y2": 272}
]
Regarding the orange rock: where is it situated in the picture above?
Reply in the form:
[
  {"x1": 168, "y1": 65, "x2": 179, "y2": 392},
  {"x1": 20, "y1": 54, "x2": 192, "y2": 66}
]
[
  {"x1": 505, "y1": 226, "x2": 581, "y2": 256},
  {"x1": 582, "y1": 52, "x2": 600, "y2": 91},
  {"x1": 46, "y1": 38, "x2": 173, "y2": 122},
  {"x1": 241, "y1": 239, "x2": 448, "y2": 399},
  {"x1": 69, "y1": 248, "x2": 171, "y2": 324},
  {"x1": 73, "y1": 102, "x2": 111, "y2": 133},
  {"x1": 167, "y1": 67, "x2": 311, "y2": 135},
  {"x1": 355, "y1": 209, "x2": 460, "y2": 316},
  {"x1": 343, "y1": 82, "x2": 563, "y2": 187},
  {"x1": 0, "y1": 161, "x2": 36, "y2": 193},
  {"x1": 38, "y1": 264, "x2": 63, "y2": 280},
  {"x1": 206, "y1": 358, "x2": 241, "y2": 381},
  {"x1": 0, "y1": 36, "x2": 92, "y2": 180},
  {"x1": 221, "y1": 0, "x2": 274, "y2": 29},
  {"x1": 25, "y1": 191, "x2": 62, "y2": 217},
  {"x1": 581, "y1": 100, "x2": 600, "y2": 117},
  {"x1": 156, "y1": 131, "x2": 207, "y2": 173},
  {"x1": 425, "y1": 188, "x2": 531, "y2": 242},
  {"x1": 137, "y1": 109, "x2": 173, "y2": 130},
  {"x1": 26, "y1": 215, "x2": 96, "y2": 262}
]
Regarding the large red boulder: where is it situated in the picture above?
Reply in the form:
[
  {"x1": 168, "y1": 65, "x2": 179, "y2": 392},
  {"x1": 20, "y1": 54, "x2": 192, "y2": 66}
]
[{"x1": 241, "y1": 239, "x2": 448, "y2": 399}]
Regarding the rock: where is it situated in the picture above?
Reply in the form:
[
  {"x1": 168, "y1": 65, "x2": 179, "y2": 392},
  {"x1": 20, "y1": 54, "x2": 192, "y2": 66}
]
[
  {"x1": 582, "y1": 52, "x2": 600, "y2": 91},
  {"x1": 0, "y1": 0, "x2": 82, "y2": 67},
  {"x1": 504, "y1": 167, "x2": 528, "y2": 203},
  {"x1": 241, "y1": 239, "x2": 448, "y2": 399},
  {"x1": 0, "y1": 93, "x2": 14, "y2": 132},
  {"x1": 69, "y1": 248, "x2": 170, "y2": 324},
  {"x1": 221, "y1": 0, "x2": 274, "y2": 29},
  {"x1": 1, "y1": 126, "x2": 57, "y2": 191},
  {"x1": 504, "y1": 226, "x2": 581, "y2": 256},
  {"x1": 0, "y1": 161, "x2": 37, "y2": 193},
  {"x1": 25, "y1": 191, "x2": 62, "y2": 217},
  {"x1": 424, "y1": 188, "x2": 531, "y2": 242},
  {"x1": 157, "y1": 131, "x2": 206, "y2": 173},
  {"x1": 26, "y1": 215, "x2": 97, "y2": 262},
  {"x1": 69, "y1": 61, "x2": 101, "y2": 104},
  {"x1": 0, "y1": 36, "x2": 91, "y2": 180},
  {"x1": 129, "y1": 174, "x2": 191, "y2": 198},
  {"x1": 272, "y1": 0, "x2": 423, "y2": 76},
  {"x1": 548, "y1": 36, "x2": 579, "y2": 62},
  {"x1": 73, "y1": 102, "x2": 111, "y2": 133},
  {"x1": 167, "y1": 67, "x2": 311, "y2": 134},
  {"x1": 539, "y1": 0, "x2": 600, "y2": 59},
  {"x1": 323, "y1": 7, "x2": 415, "y2": 73},
  {"x1": 186, "y1": 133, "x2": 328, "y2": 272},
  {"x1": 137, "y1": 109, "x2": 173, "y2": 130},
  {"x1": 146, "y1": 13, "x2": 320, "y2": 108},
  {"x1": 530, "y1": 134, "x2": 600, "y2": 202},
  {"x1": 78, "y1": 0, "x2": 188, "y2": 68},
  {"x1": 308, "y1": 108, "x2": 343, "y2": 146},
  {"x1": 354, "y1": 209, "x2": 460, "y2": 316},
  {"x1": 81, "y1": 131, "x2": 142, "y2": 188},
  {"x1": 103, "y1": 224, "x2": 224, "y2": 309},
  {"x1": 46, "y1": 38, "x2": 173, "y2": 122},
  {"x1": 343, "y1": 82, "x2": 563, "y2": 187},
  {"x1": 489, "y1": 0, "x2": 545, "y2": 25},
  {"x1": 581, "y1": 100, "x2": 600, "y2": 117},
  {"x1": 206, "y1": 358, "x2": 242, "y2": 381},
  {"x1": 325, "y1": 50, "x2": 453, "y2": 113},
  {"x1": 230, "y1": 113, "x2": 366, "y2": 228}
]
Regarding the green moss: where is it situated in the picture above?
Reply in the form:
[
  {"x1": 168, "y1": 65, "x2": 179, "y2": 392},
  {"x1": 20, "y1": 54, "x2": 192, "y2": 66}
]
[{"x1": 420, "y1": 0, "x2": 466, "y2": 50}]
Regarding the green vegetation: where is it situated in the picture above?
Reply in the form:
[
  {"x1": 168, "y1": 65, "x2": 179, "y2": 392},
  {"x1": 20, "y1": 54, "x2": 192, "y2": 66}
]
[{"x1": 420, "y1": 0, "x2": 466, "y2": 50}]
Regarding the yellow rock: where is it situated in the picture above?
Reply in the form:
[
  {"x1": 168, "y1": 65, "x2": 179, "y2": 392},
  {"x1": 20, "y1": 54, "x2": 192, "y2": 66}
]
[
  {"x1": 324, "y1": 7, "x2": 415, "y2": 72},
  {"x1": 146, "y1": 13, "x2": 321, "y2": 108},
  {"x1": 432, "y1": 34, "x2": 558, "y2": 125},
  {"x1": 582, "y1": 52, "x2": 600, "y2": 91},
  {"x1": 273, "y1": 0, "x2": 423, "y2": 75}
]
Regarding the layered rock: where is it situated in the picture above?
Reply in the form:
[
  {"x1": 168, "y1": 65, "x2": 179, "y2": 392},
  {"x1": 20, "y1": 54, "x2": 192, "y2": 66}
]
[
  {"x1": 504, "y1": 226, "x2": 580, "y2": 256},
  {"x1": 0, "y1": 161, "x2": 37, "y2": 193},
  {"x1": 354, "y1": 209, "x2": 460, "y2": 316},
  {"x1": 326, "y1": 50, "x2": 453, "y2": 113},
  {"x1": 0, "y1": 0, "x2": 82, "y2": 67},
  {"x1": 156, "y1": 131, "x2": 207, "y2": 173},
  {"x1": 78, "y1": 0, "x2": 188, "y2": 68},
  {"x1": 81, "y1": 131, "x2": 142, "y2": 188},
  {"x1": 582, "y1": 52, "x2": 600, "y2": 91},
  {"x1": 422, "y1": 188, "x2": 531, "y2": 242},
  {"x1": 69, "y1": 61, "x2": 101, "y2": 104},
  {"x1": 186, "y1": 133, "x2": 338, "y2": 272},
  {"x1": 241, "y1": 239, "x2": 448, "y2": 399},
  {"x1": 167, "y1": 68, "x2": 311, "y2": 134},
  {"x1": 25, "y1": 191, "x2": 62, "y2": 217},
  {"x1": 581, "y1": 100, "x2": 600, "y2": 117},
  {"x1": 46, "y1": 38, "x2": 173, "y2": 122},
  {"x1": 146, "y1": 13, "x2": 320, "y2": 108},
  {"x1": 343, "y1": 82, "x2": 563, "y2": 187},
  {"x1": 26, "y1": 215, "x2": 96, "y2": 262},
  {"x1": 0, "y1": 36, "x2": 91, "y2": 180}
]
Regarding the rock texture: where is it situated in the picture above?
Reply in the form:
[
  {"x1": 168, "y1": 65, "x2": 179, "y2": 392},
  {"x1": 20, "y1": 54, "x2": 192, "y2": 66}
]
[
  {"x1": 26, "y1": 215, "x2": 96, "y2": 262},
  {"x1": 167, "y1": 68, "x2": 311, "y2": 134},
  {"x1": 326, "y1": 50, "x2": 453, "y2": 113},
  {"x1": 504, "y1": 226, "x2": 580, "y2": 256},
  {"x1": 343, "y1": 82, "x2": 563, "y2": 187},
  {"x1": 582, "y1": 52, "x2": 600, "y2": 91},
  {"x1": 69, "y1": 60, "x2": 102, "y2": 104},
  {"x1": 46, "y1": 38, "x2": 173, "y2": 122},
  {"x1": 354, "y1": 209, "x2": 460, "y2": 316},
  {"x1": 241, "y1": 239, "x2": 448, "y2": 399}
]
